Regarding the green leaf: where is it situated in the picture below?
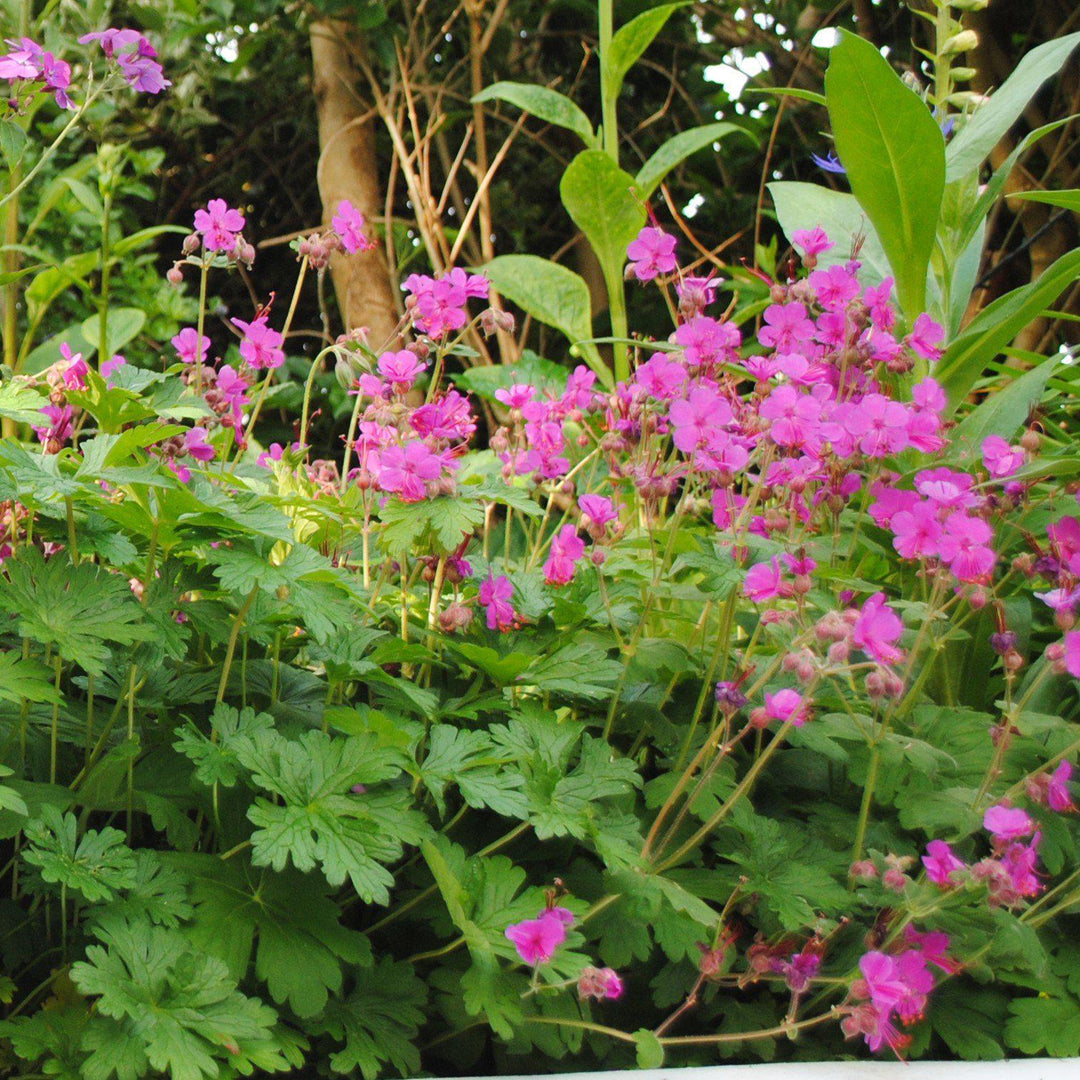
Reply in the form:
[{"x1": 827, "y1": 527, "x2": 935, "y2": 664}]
[
  {"x1": 0, "y1": 119, "x2": 27, "y2": 168},
  {"x1": 0, "y1": 550, "x2": 148, "y2": 677},
  {"x1": 768, "y1": 182, "x2": 892, "y2": 287},
  {"x1": 173, "y1": 704, "x2": 275, "y2": 788},
  {"x1": 79, "y1": 308, "x2": 146, "y2": 361},
  {"x1": 633, "y1": 1028, "x2": 665, "y2": 1069},
  {"x1": 745, "y1": 86, "x2": 826, "y2": 107},
  {"x1": 603, "y1": 4, "x2": 682, "y2": 106},
  {"x1": 1009, "y1": 188, "x2": 1080, "y2": 213},
  {"x1": 169, "y1": 853, "x2": 370, "y2": 1019},
  {"x1": 378, "y1": 495, "x2": 485, "y2": 554},
  {"x1": 22, "y1": 807, "x2": 137, "y2": 903},
  {"x1": 635, "y1": 122, "x2": 755, "y2": 200},
  {"x1": 230, "y1": 727, "x2": 428, "y2": 903},
  {"x1": 0, "y1": 650, "x2": 61, "y2": 704},
  {"x1": 945, "y1": 32, "x2": 1080, "y2": 182},
  {"x1": 70, "y1": 915, "x2": 280, "y2": 1080},
  {"x1": 936, "y1": 248, "x2": 1080, "y2": 410},
  {"x1": 0, "y1": 379, "x2": 48, "y2": 424},
  {"x1": 472, "y1": 82, "x2": 596, "y2": 147},
  {"x1": 307, "y1": 957, "x2": 427, "y2": 1079},
  {"x1": 417, "y1": 725, "x2": 528, "y2": 819},
  {"x1": 825, "y1": 29, "x2": 945, "y2": 316},
  {"x1": 483, "y1": 255, "x2": 605, "y2": 379},
  {"x1": 0, "y1": 765, "x2": 28, "y2": 819},
  {"x1": 560, "y1": 150, "x2": 645, "y2": 312},
  {"x1": 1004, "y1": 996, "x2": 1080, "y2": 1056},
  {"x1": 948, "y1": 355, "x2": 1057, "y2": 461}
]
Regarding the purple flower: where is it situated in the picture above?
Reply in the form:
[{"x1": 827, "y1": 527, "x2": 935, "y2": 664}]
[
  {"x1": 543, "y1": 525, "x2": 585, "y2": 586},
  {"x1": 378, "y1": 442, "x2": 442, "y2": 502},
  {"x1": 922, "y1": 839, "x2": 965, "y2": 887},
  {"x1": 332, "y1": 200, "x2": 374, "y2": 254},
  {"x1": 984, "y1": 804, "x2": 1035, "y2": 844},
  {"x1": 478, "y1": 573, "x2": 517, "y2": 632},
  {"x1": 194, "y1": 199, "x2": 245, "y2": 252},
  {"x1": 232, "y1": 315, "x2": 284, "y2": 371},
  {"x1": 172, "y1": 327, "x2": 211, "y2": 365},
  {"x1": 811, "y1": 149, "x2": 845, "y2": 174},
  {"x1": 626, "y1": 226, "x2": 677, "y2": 282},
  {"x1": 504, "y1": 907, "x2": 573, "y2": 966}
]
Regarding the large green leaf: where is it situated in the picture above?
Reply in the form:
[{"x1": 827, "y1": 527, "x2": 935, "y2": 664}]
[
  {"x1": 768, "y1": 181, "x2": 891, "y2": 286},
  {"x1": 635, "y1": 122, "x2": 754, "y2": 199},
  {"x1": 1009, "y1": 188, "x2": 1080, "y2": 213},
  {"x1": 945, "y1": 32, "x2": 1080, "y2": 182},
  {"x1": 472, "y1": 82, "x2": 596, "y2": 147},
  {"x1": 483, "y1": 254, "x2": 605, "y2": 379},
  {"x1": 937, "y1": 248, "x2": 1080, "y2": 410},
  {"x1": 79, "y1": 307, "x2": 146, "y2": 360},
  {"x1": 948, "y1": 355, "x2": 1058, "y2": 462},
  {"x1": 825, "y1": 30, "x2": 945, "y2": 317},
  {"x1": 603, "y1": 4, "x2": 682, "y2": 105}
]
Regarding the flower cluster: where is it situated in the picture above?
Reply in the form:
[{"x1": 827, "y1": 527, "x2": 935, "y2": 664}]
[
  {"x1": 0, "y1": 37, "x2": 72, "y2": 108},
  {"x1": 79, "y1": 28, "x2": 169, "y2": 94},
  {"x1": 403, "y1": 268, "x2": 489, "y2": 339}
]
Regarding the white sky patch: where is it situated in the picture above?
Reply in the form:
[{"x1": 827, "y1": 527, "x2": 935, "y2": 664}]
[
  {"x1": 812, "y1": 27, "x2": 840, "y2": 49},
  {"x1": 682, "y1": 193, "x2": 705, "y2": 219},
  {"x1": 704, "y1": 50, "x2": 771, "y2": 101}
]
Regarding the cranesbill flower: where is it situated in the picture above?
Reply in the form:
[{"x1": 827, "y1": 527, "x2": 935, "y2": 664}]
[
  {"x1": 852, "y1": 593, "x2": 904, "y2": 664},
  {"x1": 906, "y1": 313, "x2": 944, "y2": 361},
  {"x1": 764, "y1": 687, "x2": 807, "y2": 726},
  {"x1": 59, "y1": 343, "x2": 88, "y2": 390},
  {"x1": 543, "y1": 525, "x2": 585, "y2": 586},
  {"x1": 669, "y1": 386, "x2": 733, "y2": 454},
  {"x1": 184, "y1": 426, "x2": 215, "y2": 464},
  {"x1": 634, "y1": 355, "x2": 687, "y2": 400},
  {"x1": 578, "y1": 966, "x2": 624, "y2": 1001},
  {"x1": 479, "y1": 573, "x2": 517, "y2": 632},
  {"x1": 504, "y1": 907, "x2": 574, "y2": 966},
  {"x1": 1027, "y1": 759, "x2": 1075, "y2": 814},
  {"x1": 172, "y1": 327, "x2": 211, "y2": 365},
  {"x1": 937, "y1": 512, "x2": 995, "y2": 582},
  {"x1": 579, "y1": 494, "x2": 617, "y2": 529},
  {"x1": 922, "y1": 839, "x2": 965, "y2": 887},
  {"x1": 232, "y1": 315, "x2": 284, "y2": 370},
  {"x1": 982, "y1": 435, "x2": 1025, "y2": 479},
  {"x1": 902, "y1": 927, "x2": 960, "y2": 974},
  {"x1": 378, "y1": 442, "x2": 442, "y2": 502},
  {"x1": 983, "y1": 804, "x2": 1035, "y2": 844},
  {"x1": 673, "y1": 315, "x2": 740, "y2": 367},
  {"x1": 808, "y1": 265, "x2": 860, "y2": 311},
  {"x1": 495, "y1": 383, "x2": 535, "y2": 410},
  {"x1": 758, "y1": 302, "x2": 815, "y2": 350},
  {"x1": 377, "y1": 349, "x2": 426, "y2": 390},
  {"x1": 626, "y1": 226, "x2": 677, "y2": 282},
  {"x1": 331, "y1": 200, "x2": 374, "y2": 254},
  {"x1": 759, "y1": 384, "x2": 822, "y2": 450},
  {"x1": 744, "y1": 556, "x2": 788, "y2": 603},
  {"x1": 194, "y1": 199, "x2": 246, "y2": 252},
  {"x1": 792, "y1": 227, "x2": 834, "y2": 258}
]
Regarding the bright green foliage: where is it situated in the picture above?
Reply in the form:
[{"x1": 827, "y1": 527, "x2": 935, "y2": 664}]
[
  {"x1": 69, "y1": 916, "x2": 284, "y2": 1080},
  {"x1": 22, "y1": 807, "x2": 137, "y2": 903}
]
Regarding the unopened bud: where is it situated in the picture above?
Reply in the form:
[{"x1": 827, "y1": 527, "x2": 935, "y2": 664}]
[
  {"x1": 941, "y1": 30, "x2": 979, "y2": 55},
  {"x1": 950, "y1": 66, "x2": 977, "y2": 81},
  {"x1": 182, "y1": 232, "x2": 201, "y2": 255},
  {"x1": 167, "y1": 264, "x2": 184, "y2": 286},
  {"x1": 1019, "y1": 428, "x2": 1041, "y2": 454}
]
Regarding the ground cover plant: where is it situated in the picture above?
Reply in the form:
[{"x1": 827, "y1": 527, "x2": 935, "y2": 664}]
[{"x1": 0, "y1": 2, "x2": 1079, "y2": 1078}]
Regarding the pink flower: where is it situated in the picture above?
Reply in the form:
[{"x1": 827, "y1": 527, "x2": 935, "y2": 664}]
[
  {"x1": 634, "y1": 355, "x2": 687, "y2": 400},
  {"x1": 764, "y1": 688, "x2": 807, "y2": 727},
  {"x1": 377, "y1": 349, "x2": 426, "y2": 390},
  {"x1": 479, "y1": 573, "x2": 517, "y2": 631},
  {"x1": 194, "y1": 198, "x2": 245, "y2": 252},
  {"x1": 184, "y1": 426, "x2": 215, "y2": 463},
  {"x1": 378, "y1": 441, "x2": 442, "y2": 502},
  {"x1": 864, "y1": 279, "x2": 896, "y2": 330},
  {"x1": 758, "y1": 302, "x2": 815, "y2": 350},
  {"x1": 579, "y1": 495, "x2": 617, "y2": 529},
  {"x1": 982, "y1": 435, "x2": 1025, "y2": 479},
  {"x1": 33, "y1": 404, "x2": 74, "y2": 449},
  {"x1": 1028, "y1": 760, "x2": 1075, "y2": 814},
  {"x1": 668, "y1": 386, "x2": 733, "y2": 454},
  {"x1": 101, "y1": 353, "x2": 126, "y2": 382},
  {"x1": 791, "y1": 227, "x2": 833, "y2": 257},
  {"x1": 744, "y1": 557, "x2": 788, "y2": 603},
  {"x1": 902, "y1": 927, "x2": 960, "y2": 974},
  {"x1": 937, "y1": 512, "x2": 995, "y2": 582},
  {"x1": 115, "y1": 37, "x2": 169, "y2": 94},
  {"x1": 922, "y1": 840, "x2": 965, "y2": 887},
  {"x1": 906, "y1": 313, "x2": 944, "y2": 361},
  {"x1": 0, "y1": 38, "x2": 43, "y2": 81},
  {"x1": 983, "y1": 804, "x2": 1034, "y2": 844},
  {"x1": 79, "y1": 29, "x2": 142, "y2": 58},
  {"x1": 843, "y1": 393, "x2": 910, "y2": 457},
  {"x1": 543, "y1": 525, "x2": 585, "y2": 586},
  {"x1": 578, "y1": 966, "x2": 624, "y2": 1001},
  {"x1": 1065, "y1": 631, "x2": 1080, "y2": 677},
  {"x1": 808, "y1": 265, "x2": 860, "y2": 311},
  {"x1": 172, "y1": 327, "x2": 211, "y2": 365},
  {"x1": 759, "y1": 384, "x2": 822, "y2": 450},
  {"x1": 59, "y1": 343, "x2": 87, "y2": 390},
  {"x1": 852, "y1": 593, "x2": 904, "y2": 664},
  {"x1": 626, "y1": 226, "x2": 677, "y2": 282},
  {"x1": 505, "y1": 907, "x2": 573, "y2": 966},
  {"x1": 231, "y1": 315, "x2": 284, "y2": 370},
  {"x1": 495, "y1": 383, "x2": 535, "y2": 409},
  {"x1": 332, "y1": 200, "x2": 374, "y2": 254},
  {"x1": 891, "y1": 503, "x2": 942, "y2": 561},
  {"x1": 673, "y1": 316, "x2": 740, "y2": 367}
]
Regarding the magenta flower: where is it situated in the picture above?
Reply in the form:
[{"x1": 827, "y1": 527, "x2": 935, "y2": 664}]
[
  {"x1": 843, "y1": 393, "x2": 910, "y2": 457},
  {"x1": 758, "y1": 302, "x2": 815, "y2": 350},
  {"x1": 937, "y1": 512, "x2": 995, "y2": 582},
  {"x1": 864, "y1": 278, "x2": 896, "y2": 330},
  {"x1": 906, "y1": 313, "x2": 944, "y2": 361},
  {"x1": 172, "y1": 327, "x2": 211, "y2": 365},
  {"x1": 504, "y1": 907, "x2": 573, "y2": 966},
  {"x1": 852, "y1": 593, "x2": 904, "y2": 664},
  {"x1": 1065, "y1": 631, "x2": 1080, "y2": 677},
  {"x1": 377, "y1": 349, "x2": 426, "y2": 390},
  {"x1": 578, "y1": 966, "x2": 624, "y2": 1001},
  {"x1": 33, "y1": 404, "x2": 74, "y2": 449},
  {"x1": 1048, "y1": 760, "x2": 1075, "y2": 813},
  {"x1": 744, "y1": 557, "x2": 788, "y2": 603},
  {"x1": 808, "y1": 265, "x2": 860, "y2": 311},
  {"x1": 922, "y1": 839, "x2": 965, "y2": 887},
  {"x1": 669, "y1": 386, "x2": 733, "y2": 454},
  {"x1": 902, "y1": 927, "x2": 960, "y2": 974},
  {"x1": 378, "y1": 442, "x2": 442, "y2": 502},
  {"x1": 634, "y1": 355, "x2": 687, "y2": 400},
  {"x1": 626, "y1": 226, "x2": 677, "y2": 282},
  {"x1": 81, "y1": 29, "x2": 169, "y2": 94},
  {"x1": 984, "y1": 804, "x2": 1034, "y2": 844},
  {"x1": 59, "y1": 343, "x2": 87, "y2": 390},
  {"x1": 79, "y1": 29, "x2": 142, "y2": 57},
  {"x1": 982, "y1": 435, "x2": 1025, "y2": 479},
  {"x1": 332, "y1": 200, "x2": 374, "y2": 254},
  {"x1": 673, "y1": 315, "x2": 740, "y2": 367},
  {"x1": 579, "y1": 494, "x2": 617, "y2": 529},
  {"x1": 410, "y1": 390, "x2": 476, "y2": 442},
  {"x1": 478, "y1": 573, "x2": 517, "y2": 632},
  {"x1": 0, "y1": 38, "x2": 43, "y2": 80},
  {"x1": 194, "y1": 199, "x2": 246, "y2": 252},
  {"x1": 232, "y1": 315, "x2": 285, "y2": 371},
  {"x1": 764, "y1": 688, "x2": 807, "y2": 727},
  {"x1": 759, "y1": 384, "x2": 822, "y2": 451},
  {"x1": 101, "y1": 353, "x2": 126, "y2": 382},
  {"x1": 184, "y1": 426, "x2": 215, "y2": 464},
  {"x1": 791, "y1": 227, "x2": 833, "y2": 257},
  {"x1": 543, "y1": 525, "x2": 585, "y2": 586},
  {"x1": 495, "y1": 383, "x2": 535, "y2": 410}
]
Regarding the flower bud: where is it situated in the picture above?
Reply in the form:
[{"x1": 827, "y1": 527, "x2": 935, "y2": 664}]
[
  {"x1": 941, "y1": 30, "x2": 979, "y2": 55},
  {"x1": 182, "y1": 232, "x2": 201, "y2": 255},
  {"x1": 167, "y1": 264, "x2": 184, "y2": 286},
  {"x1": 1019, "y1": 427, "x2": 1041, "y2": 454},
  {"x1": 1003, "y1": 649, "x2": 1025, "y2": 673},
  {"x1": 950, "y1": 66, "x2": 977, "y2": 81}
]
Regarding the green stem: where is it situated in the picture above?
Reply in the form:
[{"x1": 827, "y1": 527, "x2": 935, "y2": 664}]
[
  {"x1": 99, "y1": 191, "x2": 112, "y2": 365},
  {"x1": 850, "y1": 745, "x2": 880, "y2": 867},
  {"x1": 597, "y1": 0, "x2": 617, "y2": 163},
  {"x1": 216, "y1": 587, "x2": 259, "y2": 704},
  {"x1": 48, "y1": 653, "x2": 61, "y2": 784}
]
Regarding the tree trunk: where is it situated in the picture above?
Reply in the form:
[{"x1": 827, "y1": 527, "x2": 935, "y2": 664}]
[{"x1": 309, "y1": 20, "x2": 400, "y2": 348}]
